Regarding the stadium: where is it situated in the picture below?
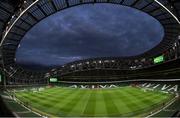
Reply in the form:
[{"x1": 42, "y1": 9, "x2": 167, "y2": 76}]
[{"x1": 0, "y1": 0, "x2": 180, "y2": 117}]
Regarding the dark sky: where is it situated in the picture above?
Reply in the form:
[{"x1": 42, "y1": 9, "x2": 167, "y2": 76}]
[{"x1": 15, "y1": 3, "x2": 164, "y2": 70}]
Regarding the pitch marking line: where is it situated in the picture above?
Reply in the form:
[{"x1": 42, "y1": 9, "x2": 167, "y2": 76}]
[{"x1": 145, "y1": 96, "x2": 177, "y2": 118}]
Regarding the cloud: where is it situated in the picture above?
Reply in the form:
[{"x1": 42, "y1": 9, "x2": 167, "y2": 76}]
[{"x1": 16, "y1": 3, "x2": 164, "y2": 70}]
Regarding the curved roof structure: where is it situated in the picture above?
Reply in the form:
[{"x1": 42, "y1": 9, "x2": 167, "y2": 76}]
[{"x1": 0, "y1": 0, "x2": 180, "y2": 77}]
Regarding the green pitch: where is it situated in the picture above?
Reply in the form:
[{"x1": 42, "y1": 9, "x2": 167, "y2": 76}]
[{"x1": 15, "y1": 86, "x2": 171, "y2": 117}]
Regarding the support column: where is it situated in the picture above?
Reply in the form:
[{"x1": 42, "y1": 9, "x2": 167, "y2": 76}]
[{"x1": 2, "y1": 70, "x2": 6, "y2": 89}]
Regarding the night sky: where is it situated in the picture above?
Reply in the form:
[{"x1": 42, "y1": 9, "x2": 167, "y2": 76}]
[{"x1": 15, "y1": 3, "x2": 164, "y2": 70}]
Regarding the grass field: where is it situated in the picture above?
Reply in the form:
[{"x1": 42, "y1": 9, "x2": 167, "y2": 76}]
[{"x1": 15, "y1": 86, "x2": 171, "y2": 117}]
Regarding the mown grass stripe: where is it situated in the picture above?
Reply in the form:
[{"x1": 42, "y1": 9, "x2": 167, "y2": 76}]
[
  {"x1": 110, "y1": 89, "x2": 132, "y2": 115},
  {"x1": 83, "y1": 90, "x2": 97, "y2": 116},
  {"x1": 114, "y1": 89, "x2": 139, "y2": 116},
  {"x1": 94, "y1": 90, "x2": 107, "y2": 116},
  {"x1": 67, "y1": 89, "x2": 91, "y2": 116},
  {"x1": 102, "y1": 89, "x2": 119, "y2": 116},
  {"x1": 48, "y1": 89, "x2": 84, "y2": 116}
]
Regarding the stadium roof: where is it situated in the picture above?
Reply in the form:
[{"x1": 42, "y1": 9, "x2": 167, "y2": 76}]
[{"x1": 0, "y1": 0, "x2": 180, "y2": 77}]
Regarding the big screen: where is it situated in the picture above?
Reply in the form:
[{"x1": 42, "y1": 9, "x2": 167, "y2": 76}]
[
  {"x1": 153, "y1": 55, "x2": 164, "y2": 64},
  {"x1": 49, "y1": 78, "x2": 58, "y2": 82}
]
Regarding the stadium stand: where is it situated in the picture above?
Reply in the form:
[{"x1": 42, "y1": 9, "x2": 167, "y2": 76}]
[
  {"x1": 153, "y1": 98, "x2": 180, "y2": 117},
  {"x1": 0, "y1": 95, "x2": 14, "y2": 117},
  {"x1": 0, "y1": 0, "x2": 180, "y2": 117},
  {"x1": 0, "y1": 91, "x2": 39, "y2": 117},
  {"x1": 0, "y1": 0, "x2": 179, "y2": 84}
]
